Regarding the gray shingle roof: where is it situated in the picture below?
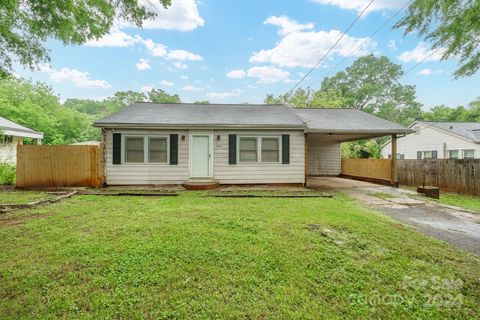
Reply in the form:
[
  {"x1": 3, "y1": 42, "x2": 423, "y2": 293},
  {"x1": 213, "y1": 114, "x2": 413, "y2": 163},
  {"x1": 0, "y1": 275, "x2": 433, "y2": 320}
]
[
  {"x1": 419, "y1": 121, "x2": 480, "y2": 143},
  {"x1": 94, "y1": 102, "x2": 412, "y2": 134},
  {"x1": 0, "y1": 115, "x2": 44, "y2": 139},
  {"x1": 291, "y1": 108, "x2": 412, "y2": 133},
  {"x1": 95, "y1": 103, "x2": 305, "y2": 128}
]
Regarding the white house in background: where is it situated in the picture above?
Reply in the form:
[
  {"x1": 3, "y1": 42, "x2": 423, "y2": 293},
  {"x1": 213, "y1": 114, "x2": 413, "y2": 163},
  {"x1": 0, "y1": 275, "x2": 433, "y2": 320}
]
[
  {"x1": 0, "y1": 116, "x2": 44, "y2": 164},
  {"x1": 381, "y1": 120, "x2": 480, "y2": 160},
  {"x1": 94, "y1": 103, "x2": 411, "y2": 186}
]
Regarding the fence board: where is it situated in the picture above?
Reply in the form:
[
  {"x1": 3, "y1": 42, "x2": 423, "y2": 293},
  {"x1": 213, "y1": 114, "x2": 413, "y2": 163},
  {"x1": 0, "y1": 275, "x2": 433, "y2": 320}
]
[
  {"x1": 16, "y1": 144, "x2": 104, "y2": 188},
  {"x1": 341, "y1": 158, "x2": 392, "y2": 181},
  {"x1": 397, "y1": 159, "x2": 479, "y2": 196}
]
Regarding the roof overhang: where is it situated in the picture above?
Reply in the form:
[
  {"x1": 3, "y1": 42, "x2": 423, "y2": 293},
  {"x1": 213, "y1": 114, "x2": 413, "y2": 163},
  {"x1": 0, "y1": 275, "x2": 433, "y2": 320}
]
[{"x1": 2, "y1": 127, "x2": 44, "y2": 139}]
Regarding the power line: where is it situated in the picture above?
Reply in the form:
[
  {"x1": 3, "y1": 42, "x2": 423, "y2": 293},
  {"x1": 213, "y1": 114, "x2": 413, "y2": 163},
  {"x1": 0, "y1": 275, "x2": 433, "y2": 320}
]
[
  {"x1": 286, "y1": 0, "x2": 375, "y2": 97},
  {"x1": 306, "y1": 0, "x2": 411, "y2": 89}
]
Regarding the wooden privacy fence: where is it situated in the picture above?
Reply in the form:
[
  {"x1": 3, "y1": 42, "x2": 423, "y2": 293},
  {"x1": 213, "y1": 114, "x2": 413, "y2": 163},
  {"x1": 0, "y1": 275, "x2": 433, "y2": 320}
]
[
  {"x1": 341, "y1": 158, "x2": 392, "y2": 183},
  {"x1": 16, "y1": 144, "x2": 104, "y2": 188},
  {"x1": 397, "y1": 159, "x2": 479, "y2": 196}
]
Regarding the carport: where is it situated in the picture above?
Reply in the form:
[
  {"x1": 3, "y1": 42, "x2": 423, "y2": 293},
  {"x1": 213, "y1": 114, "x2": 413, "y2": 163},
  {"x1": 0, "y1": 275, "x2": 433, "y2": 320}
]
[{"x1": 291, "y1": 108, "x2": 414, "y2": 186}]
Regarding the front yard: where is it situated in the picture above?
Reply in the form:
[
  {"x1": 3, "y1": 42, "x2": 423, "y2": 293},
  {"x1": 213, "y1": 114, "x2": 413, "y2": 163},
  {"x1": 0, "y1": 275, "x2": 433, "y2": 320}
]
[{"x1": 0, "y1": 191, "x2": 479, "y2": 319}]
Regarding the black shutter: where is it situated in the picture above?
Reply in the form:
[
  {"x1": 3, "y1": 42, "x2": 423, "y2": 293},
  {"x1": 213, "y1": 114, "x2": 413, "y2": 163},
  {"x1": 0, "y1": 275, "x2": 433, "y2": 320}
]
[
  {"x1": 417, "y1": 151, "x2": 422, "y2": 159},
  {"x1": 282, "y1": 134, "x2": 290, "y2": 164},
  {"x1": 432, "y1": 150, "x2": 438, "y2": 159},
  {"x1": 112, "y1": 133, "x2": 121, "y2": 165},
  {"x1": 228, "y1": 134, "x2": 236, "y2": 164},
  {"x1": 170, "y1": 134, "x2": 178, "y2": 165}
]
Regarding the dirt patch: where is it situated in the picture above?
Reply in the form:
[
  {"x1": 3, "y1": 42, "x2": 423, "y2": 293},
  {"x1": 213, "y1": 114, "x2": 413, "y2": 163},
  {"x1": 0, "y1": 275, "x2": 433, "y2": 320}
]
[{"x1": 0, "y1": 213, "x2": 53, "y2": 227}]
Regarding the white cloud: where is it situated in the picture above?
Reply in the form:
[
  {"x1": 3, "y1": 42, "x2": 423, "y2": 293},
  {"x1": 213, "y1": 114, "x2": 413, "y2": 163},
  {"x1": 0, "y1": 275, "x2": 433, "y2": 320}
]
[
  {"x1": 85, "y1": 29, "x2": 136, "y2": 47},
  {"x1": 160, "y1": 80, "x2": 174, "y2": 87},
  {"x1": 264, "y1": 15, "x2": 314, "y2": 35},
  {"x1": 182, "y1": 85, "x2": 202, "y2": 91},
  {"x1": 247, "y1": 66, "x2": 290, "y2": 84},
  {"x1": 226, "y1": 69, "x2": 246, "y2": 79},
  {"x1": 250, "y1": 18, "x2": 374, "y2": 68},
  {"x1": 167, "y1": 49, "x2": 203, "y2": 61},
  {"x1": 246, "y1": 37, "x2": 254, "y2": 42},
  {"x1": 311, "y1": 0, "x2": 403, "y2": 13},
  {"x1": 247, "y1": 84, "x2": 258, "y2": 89},
  {"x1": 387, "y1": 40, "x2": 397, "y2": 51},
  {"x1": 418, "y1": 68, "x2": 432, "y2": 75},
  {"x1": 136, "y1": 58, "x2": 151, "y2": 71},
  {"x1": 398, "y1": 42, "x2": 446, "y2": 63},
  {"x1": 140, "y1": 85, "x2": 154, "y2": 92},
  {"x1": 180, "y1": 75, "x2": 189, "y2": 79},
  {"x1": 207, "y1": 89, "x2": 244, "y2": 99},
  {"x1": 49, "y1": 68, "x2": 111, "y2": 89},
  {"x1": 139, "y1": 0, "x2": 204, "y2": 31},
  {"x1": 174, "y1": 62, "x2": 188, "y2": 70}
]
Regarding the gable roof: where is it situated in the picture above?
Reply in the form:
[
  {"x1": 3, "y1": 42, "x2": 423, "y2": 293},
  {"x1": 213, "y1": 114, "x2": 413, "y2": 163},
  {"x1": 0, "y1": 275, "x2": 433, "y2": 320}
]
[
  {"x1": 0, "y1": 116, "x2": 44, "y2": 139},
  {"x1": 95, "y1": 103, "x2": 305, "y2": 128},
  {"x1": 417, "y1": 121, "x2": 480, "y2": 143},
  {"x1": 94, "y1": 102, "x2": 412, "y2": 135}
]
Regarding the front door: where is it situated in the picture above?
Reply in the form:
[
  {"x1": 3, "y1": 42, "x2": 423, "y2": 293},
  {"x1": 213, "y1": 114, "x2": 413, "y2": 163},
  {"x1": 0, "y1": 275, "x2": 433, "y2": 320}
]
[{"x1": 191, "y1": 134, "x2": 211, "y2": 177}]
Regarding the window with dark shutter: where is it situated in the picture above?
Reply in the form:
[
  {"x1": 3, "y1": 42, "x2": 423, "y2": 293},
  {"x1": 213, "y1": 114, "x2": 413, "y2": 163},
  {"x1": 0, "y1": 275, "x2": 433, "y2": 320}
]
[
  {"x1": 281, "y1": 134, "x2": 290, "y2": 164},
  {"x1": 417, "y1": 151, "x2": 422, "y2": 159},
  {"x1": 112, "y1": 133, "x2": 121, "y2": 164},
  {"x1": 170, "y1": 134, "x2": 178, "y2": 165},
  {"x1": 432, "y1": 151, "x2": 438, "y2": 159},
  {"x1": 228, "y1": 134, "x2": 237, "y2": 164}
]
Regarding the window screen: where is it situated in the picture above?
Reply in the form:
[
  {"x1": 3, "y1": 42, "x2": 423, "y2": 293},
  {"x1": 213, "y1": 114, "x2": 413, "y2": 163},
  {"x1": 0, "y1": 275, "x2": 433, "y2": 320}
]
[
  {"x1": 463, "y1": 149, "x2": 475, "y2": 159},
  {"x1": 261, "y1": 138, "x2": 279, "y2": 162},
  {"x1": 239, "y1": 138, "x2": 258, "y2": 162},
  {"x1": 149, "y1": 137, "x2": 168, "y2": 163},
  {"x1": 447, "y1": 150, "x2": 459, "y2": 159},
  {"x1": 125, "y1": 137, "x2": 144, "y2": 163}
]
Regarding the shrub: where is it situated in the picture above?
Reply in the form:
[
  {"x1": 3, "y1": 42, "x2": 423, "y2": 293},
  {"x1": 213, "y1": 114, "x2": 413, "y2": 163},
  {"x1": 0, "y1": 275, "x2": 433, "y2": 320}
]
[{"x1": 0, "y1": 163, "x2": 16, "y2": 185}]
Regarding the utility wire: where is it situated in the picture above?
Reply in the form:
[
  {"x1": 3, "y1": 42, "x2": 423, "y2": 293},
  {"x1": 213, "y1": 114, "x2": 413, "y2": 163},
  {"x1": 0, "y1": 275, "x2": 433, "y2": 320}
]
[
  {"x1": 285, "y1": 0, "x2": 375, "y2": 97},
  {"x1": 307, "y1": 0, "x2": 411, "y2": 89}
]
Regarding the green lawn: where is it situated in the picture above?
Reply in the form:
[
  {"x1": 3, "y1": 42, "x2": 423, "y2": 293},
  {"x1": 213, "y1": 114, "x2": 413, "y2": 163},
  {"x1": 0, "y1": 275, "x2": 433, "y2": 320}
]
[
  {"x1": 0, "y1": 190, "x2": 55, "y2": 204},
  {"x1": 0, "y1": 192, "x2": 479, "y2": 319}
]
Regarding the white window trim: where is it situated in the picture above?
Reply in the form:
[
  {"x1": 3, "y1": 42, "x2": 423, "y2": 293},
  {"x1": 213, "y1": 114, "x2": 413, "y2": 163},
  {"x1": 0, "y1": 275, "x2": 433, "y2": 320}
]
[
  {"x1": 237, "y1": 135, "x2": 282, "y2": 164},
  {"x1": 122, "y1": 134, "x2": 170, "y2": 165}
]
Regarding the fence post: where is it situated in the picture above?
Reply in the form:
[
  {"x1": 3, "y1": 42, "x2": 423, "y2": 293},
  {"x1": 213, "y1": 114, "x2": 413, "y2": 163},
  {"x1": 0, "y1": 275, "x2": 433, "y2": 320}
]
[{"x1": 390, "y1": 134, "x2": 398, "y2": 187}]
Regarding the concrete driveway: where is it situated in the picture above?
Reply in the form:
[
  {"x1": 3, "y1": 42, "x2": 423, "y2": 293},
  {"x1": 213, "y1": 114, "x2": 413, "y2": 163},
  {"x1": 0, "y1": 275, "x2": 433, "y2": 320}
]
[{"x1": 308, "y1": 177, "x2": 480, "y2": 255}]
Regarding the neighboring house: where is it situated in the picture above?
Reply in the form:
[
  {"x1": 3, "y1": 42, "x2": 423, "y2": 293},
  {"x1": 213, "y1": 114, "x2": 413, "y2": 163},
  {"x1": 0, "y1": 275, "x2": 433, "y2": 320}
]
[
  {"x1": 381, "y1": 120, "x2": 480, "y2": 160},
  {"x1": 94, "y1": 103, "x2": 411, "y2": 185},
  {"x1": 0, "y1": 116, "x2": 44, "y2": 165}
]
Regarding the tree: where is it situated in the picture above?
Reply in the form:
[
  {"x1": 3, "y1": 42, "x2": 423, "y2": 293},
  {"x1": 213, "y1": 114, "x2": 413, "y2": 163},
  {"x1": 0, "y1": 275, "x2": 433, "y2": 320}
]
[
  {"x1": 319, "y1": 55, "x2": 422, "y2": 126},
  {"x1": 264, "y1": 88, "x2": 346, "y2": 108},
  {"x1": 0, "y1": 0, "x2": 171, "y2": 77},
  {"x1": 193, "y1": 100, "x2": 210, "y2": 104},
  {"x1": 395, "y1": 0, "x2": 480, "y2": 78},
  {"x1": 148, "y1": 89, "x2": 181, "y2": 104}
]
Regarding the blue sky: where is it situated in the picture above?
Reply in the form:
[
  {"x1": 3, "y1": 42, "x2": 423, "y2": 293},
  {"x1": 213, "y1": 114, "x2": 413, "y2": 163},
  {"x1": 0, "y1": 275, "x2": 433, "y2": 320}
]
[{"x1": 16, "y1": 0, "x2": 480, "y2": 110}]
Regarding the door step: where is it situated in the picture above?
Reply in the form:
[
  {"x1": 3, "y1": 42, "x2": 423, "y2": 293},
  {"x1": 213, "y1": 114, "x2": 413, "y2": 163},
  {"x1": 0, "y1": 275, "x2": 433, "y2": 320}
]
[{"x1": 183, "y1": 179, "x2": 220, "y2": 190}]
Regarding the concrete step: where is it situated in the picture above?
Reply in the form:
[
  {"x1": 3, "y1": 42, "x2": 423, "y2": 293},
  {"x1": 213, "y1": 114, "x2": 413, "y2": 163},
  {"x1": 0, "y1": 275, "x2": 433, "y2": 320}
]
[{"x1": 182, "y1": 180, "x2": 219, "y2": 190}]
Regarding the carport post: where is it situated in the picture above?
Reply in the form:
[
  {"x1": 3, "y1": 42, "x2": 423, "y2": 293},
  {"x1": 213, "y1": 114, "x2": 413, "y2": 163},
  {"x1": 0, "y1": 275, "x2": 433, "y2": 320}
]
[{"x1": 391, "y1": 134, "x2": 398, "y2": 187}]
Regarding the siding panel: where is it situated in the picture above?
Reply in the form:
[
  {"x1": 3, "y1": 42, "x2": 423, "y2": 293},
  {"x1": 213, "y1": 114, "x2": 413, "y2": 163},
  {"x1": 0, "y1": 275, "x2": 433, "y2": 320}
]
[{"x1": 306, "y1": 136, "x2": 341, "y2": 175}]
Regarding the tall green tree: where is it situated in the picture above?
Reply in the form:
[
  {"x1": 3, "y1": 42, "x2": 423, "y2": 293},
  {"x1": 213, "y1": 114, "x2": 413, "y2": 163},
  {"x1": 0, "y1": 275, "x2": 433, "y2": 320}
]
[
  {"x1": 395, "y1": 0, "x2": 480, "y2": 78},
  {"x1": 148, "y1": 89, "x2": 181, "y2": 104},
  {"x1": 0, "y1": 0, "x2": 171, "y2": 77}
]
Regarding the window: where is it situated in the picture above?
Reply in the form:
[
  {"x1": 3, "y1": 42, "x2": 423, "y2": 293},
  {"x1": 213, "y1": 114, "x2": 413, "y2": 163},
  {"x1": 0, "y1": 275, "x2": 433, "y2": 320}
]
[
  {"x1": 149, "y1": 137, "x2": 168, "y2": 163},
  {"x1": 423, "y1": 151, "x2": 432, "y2": 159},
  {"x1": 397, "y1": 153, "x2": 405, "y2": 160},
  {"x1": 463, "y1": 149, "x2": 475, "y2": 159},
  {"x1": 239, "y1": 138, "x2": 258, "y2": 162},
  {"x1": 261, "y1": 138, "x2": 279, "y2": 162},
  {"x1": 238, "y1": 136, "x2": 281, "y2": 163},
  {"x1": 125, "y1": 137, "x2": 144, "y2": 163},
  {"x1": 447, "y1": 150, "x2": 459, "y2": 159}
]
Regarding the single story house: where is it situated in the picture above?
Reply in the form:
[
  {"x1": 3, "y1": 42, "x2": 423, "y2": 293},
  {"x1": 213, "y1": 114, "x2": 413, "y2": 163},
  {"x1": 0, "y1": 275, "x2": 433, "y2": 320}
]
[
  {"x1": 94, "y1": 103, "x2": 411, "y2": 186},
  {"x1": 0, "y1": 116, "x2": 44, "y2": 165},
  {"x1": 381, "y1": 120, "x2": 480, "y2": 160}
]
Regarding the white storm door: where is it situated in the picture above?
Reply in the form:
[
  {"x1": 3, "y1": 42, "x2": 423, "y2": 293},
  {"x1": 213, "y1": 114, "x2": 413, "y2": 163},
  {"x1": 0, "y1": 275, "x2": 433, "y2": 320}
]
[{"x1": 191, "y1": 135, "x2": 211, "y2": 177}]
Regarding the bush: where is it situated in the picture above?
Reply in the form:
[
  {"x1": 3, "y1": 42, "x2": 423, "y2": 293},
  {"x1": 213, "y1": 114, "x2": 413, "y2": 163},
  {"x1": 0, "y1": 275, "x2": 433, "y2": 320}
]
[{"x1": 0, "y1": 163, "x2": 16, "y2": 185}]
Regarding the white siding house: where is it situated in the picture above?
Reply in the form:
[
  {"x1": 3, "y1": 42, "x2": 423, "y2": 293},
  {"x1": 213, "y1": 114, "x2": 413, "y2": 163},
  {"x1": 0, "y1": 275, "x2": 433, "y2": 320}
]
[
  {"x1": 0, "y1": 116, "x2": 43, "y2": 164},
  {"x1": 95, "y1": 103, "x2": 411, "y2": 186},
  {"x1": 381, "y1": 121, "x2": 480, "y2": 159}
]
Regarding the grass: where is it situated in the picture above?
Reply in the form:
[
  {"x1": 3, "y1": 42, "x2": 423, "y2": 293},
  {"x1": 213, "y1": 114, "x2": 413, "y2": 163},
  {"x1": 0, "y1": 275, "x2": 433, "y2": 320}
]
[
  {"x1": 0, "y1": 191, "x2": 479, "y2": 319},
  {"x1": 0, "y1": 163, "x2": 15, "y2": 185},
  {"x1": 401, "y1": 185, "x2": 480, "y2": 213},
  {"x1": 0, "y1": 190, "x2": 56, "y2": 204}
]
